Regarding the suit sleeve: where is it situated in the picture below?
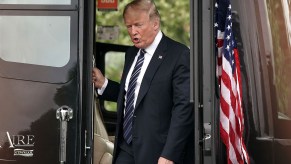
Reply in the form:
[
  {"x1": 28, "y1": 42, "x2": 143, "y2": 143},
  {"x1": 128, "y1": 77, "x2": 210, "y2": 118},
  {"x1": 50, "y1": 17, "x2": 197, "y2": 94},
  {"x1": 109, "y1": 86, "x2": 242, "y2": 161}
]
[
  {"x1": 98, "y1": 79, "x2": 120, "y2": 102},
  {"x1": 161, "y1": 48, "x2": 194, "y2": 162}
]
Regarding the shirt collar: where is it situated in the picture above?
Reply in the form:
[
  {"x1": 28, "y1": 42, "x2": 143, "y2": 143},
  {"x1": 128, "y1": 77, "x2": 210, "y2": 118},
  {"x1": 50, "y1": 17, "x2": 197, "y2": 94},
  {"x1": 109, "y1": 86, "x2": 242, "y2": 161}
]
[{"x1": 144, "y1": 30, "x2": 162, "y2": 56}]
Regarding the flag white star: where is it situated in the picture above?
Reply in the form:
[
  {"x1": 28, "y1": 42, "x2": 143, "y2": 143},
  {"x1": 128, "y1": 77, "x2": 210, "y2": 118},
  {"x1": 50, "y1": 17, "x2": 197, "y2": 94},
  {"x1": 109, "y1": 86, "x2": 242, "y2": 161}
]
[
  {"x1": 226, "y1": 45, "x2": 230, "y2": 51},
  {"x1": 227, "y1": 14, "x2": 232, "y2": 20},
  {"x1": 226, "y1": 35, "x2": 231, "y2": 40},
  {"x1": 227, "y1": 25, "x2": 231, "y2": 30},
  {"x1": 228, "y1": 4, "x2": 231, "y2": 10}
]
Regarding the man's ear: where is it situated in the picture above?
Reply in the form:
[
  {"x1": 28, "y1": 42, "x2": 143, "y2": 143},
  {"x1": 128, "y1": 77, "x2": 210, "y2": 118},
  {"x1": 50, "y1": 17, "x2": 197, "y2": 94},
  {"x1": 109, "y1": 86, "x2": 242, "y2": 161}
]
[{"x1": 153, "y1": 19, "x2": 160, "y2": 31}]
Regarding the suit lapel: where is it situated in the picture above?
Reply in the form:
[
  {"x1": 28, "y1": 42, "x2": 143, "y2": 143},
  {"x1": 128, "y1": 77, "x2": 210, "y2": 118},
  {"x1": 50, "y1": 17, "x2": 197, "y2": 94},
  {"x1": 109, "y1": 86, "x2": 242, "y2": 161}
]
[{"x1": 135, "y1": 36, "x2": 168, "y2": 108}]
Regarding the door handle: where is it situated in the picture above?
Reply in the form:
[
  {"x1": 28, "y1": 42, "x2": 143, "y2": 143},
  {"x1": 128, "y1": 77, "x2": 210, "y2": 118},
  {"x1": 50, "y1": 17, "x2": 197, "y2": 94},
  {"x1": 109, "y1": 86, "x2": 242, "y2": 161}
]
[{"x1": 56, "y1": 106, "x2": 73, "y2": 164}]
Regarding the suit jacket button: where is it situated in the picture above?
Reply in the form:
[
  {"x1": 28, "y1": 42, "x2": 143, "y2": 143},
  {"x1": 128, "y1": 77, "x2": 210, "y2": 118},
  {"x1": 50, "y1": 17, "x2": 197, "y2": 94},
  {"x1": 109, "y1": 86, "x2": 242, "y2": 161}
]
[{"x1": 133, "y1": 115, "x2": 137, "y2": 118}]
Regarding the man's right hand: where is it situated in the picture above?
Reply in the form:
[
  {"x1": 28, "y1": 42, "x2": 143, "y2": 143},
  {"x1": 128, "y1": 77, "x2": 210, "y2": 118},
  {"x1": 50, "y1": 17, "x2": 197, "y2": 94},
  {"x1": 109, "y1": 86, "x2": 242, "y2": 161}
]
[
  {"x1": 158, "y1": 157, "x2": 174, "y2": 164},
  {"x1": 92, "y1": 68, "x2": 105, "y2": 89}
]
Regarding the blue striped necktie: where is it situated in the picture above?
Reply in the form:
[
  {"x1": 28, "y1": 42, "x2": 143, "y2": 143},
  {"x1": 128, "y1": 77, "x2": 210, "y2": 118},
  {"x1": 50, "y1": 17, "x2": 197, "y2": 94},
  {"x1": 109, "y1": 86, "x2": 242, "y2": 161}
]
[{"x1": 123, "y1": 49, "x2": 146, "y2": 144}]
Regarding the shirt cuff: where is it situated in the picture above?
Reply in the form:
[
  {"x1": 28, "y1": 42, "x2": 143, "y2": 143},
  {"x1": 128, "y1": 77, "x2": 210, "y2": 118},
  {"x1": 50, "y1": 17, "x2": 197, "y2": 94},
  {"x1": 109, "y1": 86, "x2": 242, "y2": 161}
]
[{"x1": 97, "y1": 78, "x2": 108, "y2": 95}]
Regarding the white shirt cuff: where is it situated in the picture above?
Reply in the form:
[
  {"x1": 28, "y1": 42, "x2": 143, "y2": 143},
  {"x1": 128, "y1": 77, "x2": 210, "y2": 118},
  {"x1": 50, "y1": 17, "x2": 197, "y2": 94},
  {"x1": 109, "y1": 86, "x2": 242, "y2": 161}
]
[{"x1": 97, "y1": 78, "x2": 108, "y2": 95}]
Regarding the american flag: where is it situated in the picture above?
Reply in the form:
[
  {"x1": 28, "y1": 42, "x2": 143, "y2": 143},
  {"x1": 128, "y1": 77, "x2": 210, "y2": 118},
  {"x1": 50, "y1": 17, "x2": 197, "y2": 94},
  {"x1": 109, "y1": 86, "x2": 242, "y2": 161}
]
[{"x1": 215, "y1": 0, "x2": 250, "y2": 163}]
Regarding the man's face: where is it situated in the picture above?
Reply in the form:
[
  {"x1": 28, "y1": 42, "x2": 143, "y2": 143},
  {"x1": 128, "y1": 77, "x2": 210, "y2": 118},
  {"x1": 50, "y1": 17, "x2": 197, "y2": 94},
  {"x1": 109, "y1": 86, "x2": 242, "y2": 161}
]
[{"x1": 124, "y1": 8, "x2": 159, "y2": 49}]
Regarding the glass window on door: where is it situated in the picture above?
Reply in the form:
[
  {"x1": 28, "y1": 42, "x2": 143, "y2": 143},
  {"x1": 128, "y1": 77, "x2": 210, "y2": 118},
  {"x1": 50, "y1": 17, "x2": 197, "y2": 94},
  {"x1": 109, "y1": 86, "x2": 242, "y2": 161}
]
[
  {"x1": 0, "y1": 0, "x2": 70, "y2": 5},
  {"x1": 0, "y1": 16, "x2": 71, "y2": 67},
  {"x1": 104, "y1": 51, "x2": 125, "y2": 112}
]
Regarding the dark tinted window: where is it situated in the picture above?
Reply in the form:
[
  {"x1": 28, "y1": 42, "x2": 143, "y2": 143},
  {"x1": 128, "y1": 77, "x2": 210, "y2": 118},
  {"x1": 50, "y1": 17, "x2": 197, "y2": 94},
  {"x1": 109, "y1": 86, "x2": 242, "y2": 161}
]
[
  {"x1": 233, "y1": 0, "x2": 291, "y2": 138},
  {"x1": 267, "y1": 0, "x2": 291, "y2": 121}
]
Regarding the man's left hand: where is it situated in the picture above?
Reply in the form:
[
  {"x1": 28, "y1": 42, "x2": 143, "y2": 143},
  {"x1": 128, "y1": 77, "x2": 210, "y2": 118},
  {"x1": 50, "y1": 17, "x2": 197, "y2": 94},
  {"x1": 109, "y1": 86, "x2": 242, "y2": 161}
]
[{"x1": 158, "y1": 157, "x2": 174, "y2": 164}]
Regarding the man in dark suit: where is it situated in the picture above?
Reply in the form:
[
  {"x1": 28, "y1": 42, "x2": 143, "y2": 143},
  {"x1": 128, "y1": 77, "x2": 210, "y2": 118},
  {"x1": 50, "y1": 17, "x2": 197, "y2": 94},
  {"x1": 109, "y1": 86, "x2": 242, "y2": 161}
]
[{"x1": 93, "y1": 0, "x2": 194, "y2": 163}]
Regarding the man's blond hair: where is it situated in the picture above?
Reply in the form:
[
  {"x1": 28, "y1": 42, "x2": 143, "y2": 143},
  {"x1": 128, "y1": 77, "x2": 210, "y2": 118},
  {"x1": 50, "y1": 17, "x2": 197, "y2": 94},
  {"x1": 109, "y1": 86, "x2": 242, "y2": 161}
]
[{"x1": 123, "y1": 0, "x2": 161, "y2": 22}]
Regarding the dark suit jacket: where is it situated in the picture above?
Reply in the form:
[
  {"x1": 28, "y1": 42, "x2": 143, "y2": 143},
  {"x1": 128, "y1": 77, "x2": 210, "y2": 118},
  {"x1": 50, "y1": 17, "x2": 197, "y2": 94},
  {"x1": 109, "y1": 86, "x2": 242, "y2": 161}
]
[{"x1": 100, "y1": 34, "x2": 194, "y2": 164}]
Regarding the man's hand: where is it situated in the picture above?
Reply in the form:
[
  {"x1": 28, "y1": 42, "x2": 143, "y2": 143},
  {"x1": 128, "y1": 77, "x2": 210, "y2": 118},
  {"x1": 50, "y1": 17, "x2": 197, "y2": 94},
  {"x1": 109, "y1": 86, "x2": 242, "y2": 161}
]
[
  {"x1": 92, "y1": 68, "x2": 105, "y2": 89},
  {"x1": 158, "y1": 157, "x2": 174, "y2": 164}
]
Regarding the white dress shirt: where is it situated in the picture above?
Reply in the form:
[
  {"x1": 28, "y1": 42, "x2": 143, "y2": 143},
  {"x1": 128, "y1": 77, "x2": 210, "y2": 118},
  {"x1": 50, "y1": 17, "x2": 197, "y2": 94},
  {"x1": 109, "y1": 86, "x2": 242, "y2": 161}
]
[{"x1": 98, "y1": 31, "x2": 163, "y2": 109}]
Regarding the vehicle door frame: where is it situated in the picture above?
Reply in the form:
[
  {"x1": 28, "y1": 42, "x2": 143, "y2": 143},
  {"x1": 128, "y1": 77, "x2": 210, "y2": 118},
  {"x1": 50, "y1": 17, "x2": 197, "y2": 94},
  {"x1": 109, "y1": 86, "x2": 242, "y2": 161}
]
[{"x1": 80, "y1": 0, "x2": 96, "y2": 163}]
